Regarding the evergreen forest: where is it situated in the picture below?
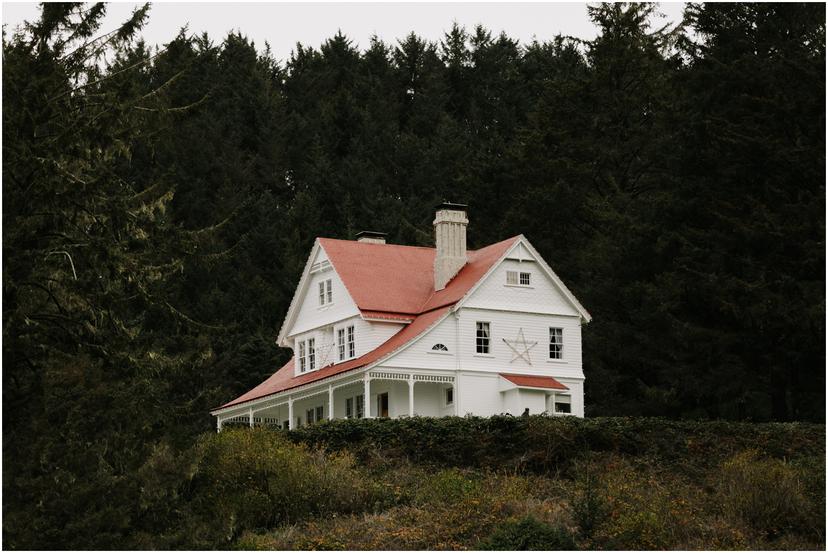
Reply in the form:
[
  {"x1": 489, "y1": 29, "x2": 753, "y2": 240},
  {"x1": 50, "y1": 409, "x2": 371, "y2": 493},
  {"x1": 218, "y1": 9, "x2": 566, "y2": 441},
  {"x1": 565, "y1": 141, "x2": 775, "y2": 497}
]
[{"x1": 3, "y1": 2, "x2": 825, "y2": 549}]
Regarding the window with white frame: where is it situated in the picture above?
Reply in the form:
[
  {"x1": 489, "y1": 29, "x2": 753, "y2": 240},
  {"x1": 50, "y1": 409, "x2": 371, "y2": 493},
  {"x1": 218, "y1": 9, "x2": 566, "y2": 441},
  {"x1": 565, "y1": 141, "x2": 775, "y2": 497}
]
[
  {"x1": 506, "y1": 270, "x2": 531, "y2": 286},
  {"x1": 476, "y1": 322, "x2": 490, "y2": 354},
  {"x1": 318, "y1": 279, "x2": 333, "y2": 306},
  {"x1": 306, "y1": 408, "x2": 315, "y2": 424},
  {"x1": 431, "y1": 343, "x2": 449, "y2": 352},
  {"x1": 549, "y1": 328, "x2": 563, "y2": 359},
  {"x1": 337, "y1": 328, "x2": 346, "y2": 361},
  {"x1": 445, "y1": 387, "x2": 454, "y2": 406},
  {"x1": 308, "y1": 338, "x2": 316, "y2": 370},
  {"x1": 554, "y1": 395, "x2": 571, "y2": 414},
  {"x1": 345, "y1": 394, "x2": 365, "y2": 419},
  {"x1": 355, "y1": 394, "x2": 364, "y2": 418},
  {"x1": 299, "y1": 341, "x2": 307, "y2": 372},
  {"x1": 337, "y1": 326, "x2": 355, "y2": 361}
]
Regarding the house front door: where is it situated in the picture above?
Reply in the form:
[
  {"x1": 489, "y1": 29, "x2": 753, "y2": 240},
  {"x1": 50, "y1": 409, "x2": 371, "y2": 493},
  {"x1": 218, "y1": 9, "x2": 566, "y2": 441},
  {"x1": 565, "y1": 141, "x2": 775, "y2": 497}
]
[{"x1": 377, "y1": 392, "x2": 389, "y2": 418}]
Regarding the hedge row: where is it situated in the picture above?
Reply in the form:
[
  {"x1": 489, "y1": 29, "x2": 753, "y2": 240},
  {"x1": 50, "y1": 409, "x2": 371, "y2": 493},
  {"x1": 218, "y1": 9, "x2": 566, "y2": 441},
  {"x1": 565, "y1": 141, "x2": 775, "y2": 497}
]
[{"x1": 272, "y1": 415, "x2": 824, "y2": 472}]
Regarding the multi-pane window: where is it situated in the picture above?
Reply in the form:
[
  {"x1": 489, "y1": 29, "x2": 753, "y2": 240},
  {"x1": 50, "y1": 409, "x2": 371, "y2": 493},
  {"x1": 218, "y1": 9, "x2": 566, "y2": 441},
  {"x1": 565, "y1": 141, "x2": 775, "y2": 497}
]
[
  {"x1": 337, "y1": 326, "x2": 355, "y2": 361},
  {"x1": 432, "y1": 343, "x2": 449, "y2": 352},
  {"x1": 445, "y1": 387, "x2": 454, "y2": 406},
  {"x1": 506, "y1": 271, "x2": 531, "y2": 286},
  {"x1": 356, "y1": 394, "x2": 364, "y2": 418},
  {"x1": 308, "y1": 338, "x2": 316, "y2": 370},
  {"x1": 476, "y1": 322, "x2": 490, "y2": 354},
  {"x1": 337, "y1": 328, "x2": 346, "y2": 361},
  {"x1": 346, "y1": 397, "x2": 354, "y2": 418},
  {"x1": 306, "y1": 405, "x2": 325, "y2": 424},
  {"x1": 549, "y1": 328, "x2": 563, "y2": 359},
  {"x1": 299, "y1": 341, "x2": 307, "y2": 372},
  {"x1": 319, "y1": 279, "x2": 333, "y2": 306}
]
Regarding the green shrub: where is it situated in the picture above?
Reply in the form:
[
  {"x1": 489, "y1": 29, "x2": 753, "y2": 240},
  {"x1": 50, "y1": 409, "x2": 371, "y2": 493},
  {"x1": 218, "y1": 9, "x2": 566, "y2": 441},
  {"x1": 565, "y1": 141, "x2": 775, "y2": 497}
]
[
  {"x1": 717, "y1": 449, "x2": 811, "y2": 538},
  {"x1": 569, "y1": 459, "x2": 609, "y2": 539},
  {"x1": 479, "y1": 516, "x2": 577, "y2": 550},
  {"x1": 414, "y1": 468, "x2": 482, "y2": 505},
  {"x1": 186, "y1": 428, "x2": 380, "y2": 545},
  {"x1": 286, "y1": 416, "x2": 825, "y2": 473}
]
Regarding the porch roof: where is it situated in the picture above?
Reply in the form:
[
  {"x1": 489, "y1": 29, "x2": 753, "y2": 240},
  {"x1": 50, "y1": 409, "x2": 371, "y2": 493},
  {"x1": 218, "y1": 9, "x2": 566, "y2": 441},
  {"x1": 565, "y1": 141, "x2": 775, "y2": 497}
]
[
  {"x1": 499, "y1": 373, "x2": 569, "y2": 391},
  {"x1": 214, "y1": 305, "x2": 451, "y2": 411}
]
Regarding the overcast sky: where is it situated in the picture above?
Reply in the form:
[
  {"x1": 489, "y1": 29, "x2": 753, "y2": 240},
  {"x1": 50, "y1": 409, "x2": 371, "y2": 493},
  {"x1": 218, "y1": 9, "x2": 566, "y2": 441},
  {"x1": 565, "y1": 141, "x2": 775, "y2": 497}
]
[{"x1": 3, "y1": 2, "x2": 686, "y2": 63}]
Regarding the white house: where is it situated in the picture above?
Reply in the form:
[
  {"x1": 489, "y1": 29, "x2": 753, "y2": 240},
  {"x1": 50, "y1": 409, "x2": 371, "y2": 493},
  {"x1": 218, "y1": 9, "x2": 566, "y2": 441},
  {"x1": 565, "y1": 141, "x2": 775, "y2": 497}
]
[{"x1": 211, "y1": 203, "x2": 591, "y2": 430}]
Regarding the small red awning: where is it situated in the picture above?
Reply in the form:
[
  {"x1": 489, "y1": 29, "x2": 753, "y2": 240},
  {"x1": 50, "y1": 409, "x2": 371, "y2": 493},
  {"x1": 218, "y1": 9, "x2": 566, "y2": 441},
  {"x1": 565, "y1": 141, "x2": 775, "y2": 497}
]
[{"x1": 499, "y1": 373, "x2": 568, "y2": 390}]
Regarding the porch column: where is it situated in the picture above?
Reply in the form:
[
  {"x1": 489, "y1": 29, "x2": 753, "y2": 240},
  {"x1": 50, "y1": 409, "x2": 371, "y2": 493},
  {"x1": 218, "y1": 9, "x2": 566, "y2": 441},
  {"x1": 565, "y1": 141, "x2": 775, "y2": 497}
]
[
  {"x1": 216, "y1": 415, "x2": 223, "y2": 433},
  {"x1": 550, "y1": 392, "x2": 557, "y2": 415},
  {"x1": 249, "y1": 406, "x2": 254, "y2": 428},
  {"x1": 453, "y1": 380, "x2": 459, "y2": 416},
  {"x1": 288, "y1": 397, "x2": 294, "y2": 429},
  {"x1": 364, "y1": 373, "x2": 372, "y2": 418},
  {"x1": 408, "y1": 376, "x2": 414, "y2": 417},
  {"x1": 328, "y1": 385, "x2": 334, "y2": 420}
]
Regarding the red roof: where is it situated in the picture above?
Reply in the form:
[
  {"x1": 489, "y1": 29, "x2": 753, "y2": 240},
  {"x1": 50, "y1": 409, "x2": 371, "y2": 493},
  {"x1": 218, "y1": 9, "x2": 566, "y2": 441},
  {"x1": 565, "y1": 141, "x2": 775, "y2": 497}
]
[
  {"x1": 215, "y1": 235, "x2": 520, "y2": 411},
  {"x1": 500, "y1": 374, "x2": 569, "y2": 390},
  {"x1": 319, "y1": 236, "x2": 519, "y2": 316}
]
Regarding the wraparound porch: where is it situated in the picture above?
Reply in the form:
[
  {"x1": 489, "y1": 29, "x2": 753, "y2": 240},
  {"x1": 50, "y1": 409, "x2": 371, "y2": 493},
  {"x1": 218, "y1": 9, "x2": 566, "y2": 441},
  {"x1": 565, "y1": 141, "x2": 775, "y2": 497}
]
[{"x1": 215, "y1": 369, "x2": 457, "y2": 431}]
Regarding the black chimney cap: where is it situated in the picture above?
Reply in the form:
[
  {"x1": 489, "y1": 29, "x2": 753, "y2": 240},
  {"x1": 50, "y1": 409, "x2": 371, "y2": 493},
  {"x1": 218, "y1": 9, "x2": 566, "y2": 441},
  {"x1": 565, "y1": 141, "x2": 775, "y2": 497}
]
[
  {"x1": 436, "y1": 202, "x2": 468, "y2": 211},
  {"x1": 355, "y1": 230, "x2": 388, "y2": 240}
]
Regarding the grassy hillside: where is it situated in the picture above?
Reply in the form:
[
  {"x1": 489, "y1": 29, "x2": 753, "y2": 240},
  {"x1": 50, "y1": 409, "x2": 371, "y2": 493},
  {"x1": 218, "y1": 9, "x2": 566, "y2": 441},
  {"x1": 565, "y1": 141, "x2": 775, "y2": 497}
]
[{"x1": 186, "y1": 417, "x2": 824, "y2": 550}]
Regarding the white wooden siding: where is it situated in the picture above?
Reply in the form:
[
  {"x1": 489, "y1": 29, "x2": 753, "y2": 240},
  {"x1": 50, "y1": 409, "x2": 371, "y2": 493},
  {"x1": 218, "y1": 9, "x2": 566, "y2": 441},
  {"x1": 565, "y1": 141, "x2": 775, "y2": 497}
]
[
  {"x1": 457, "y1": 308, "x2": 584, "y2": 380},
  {"x1": 463, "y1": 258, "x2": 580, "y2": 317},
  {"x1": 458, "y1": 372, "x2": 503, "y2": 416},
  {"x1": 378, "y1": 308, "x2": 583, "y2": 380},
  {"x1": 357, "y1": 319, "x2": 405, "y2": 355},
  {"x1": 378, "y1": 313, "x2": 458, "y2": 371},
  {"x1": 287, "y1": 247, "x2": 360, "y2": 338}
]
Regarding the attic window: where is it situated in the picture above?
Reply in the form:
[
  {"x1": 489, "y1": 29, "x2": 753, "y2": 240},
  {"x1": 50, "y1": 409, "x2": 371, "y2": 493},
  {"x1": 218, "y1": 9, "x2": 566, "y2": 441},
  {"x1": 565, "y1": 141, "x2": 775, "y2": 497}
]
[
  {"x1": 431, "y1": 343, "x2": 449, "y2": 352},
  {"x1": 318, "y1": 279, "x2": 332, "y2": 306},
  {"x1": 506, "y1": 271, "x2": 531, "y2": 286}
]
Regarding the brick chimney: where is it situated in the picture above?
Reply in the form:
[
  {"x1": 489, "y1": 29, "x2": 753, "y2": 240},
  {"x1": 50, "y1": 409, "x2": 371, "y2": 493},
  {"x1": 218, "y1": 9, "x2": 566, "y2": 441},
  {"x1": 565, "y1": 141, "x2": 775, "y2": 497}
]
[
  {"x1": 355, "y1": 231, "x2": 387, "y2": 244},
  {"x1": 433, "y1": 202, "x2": 468, "y2": 291}
]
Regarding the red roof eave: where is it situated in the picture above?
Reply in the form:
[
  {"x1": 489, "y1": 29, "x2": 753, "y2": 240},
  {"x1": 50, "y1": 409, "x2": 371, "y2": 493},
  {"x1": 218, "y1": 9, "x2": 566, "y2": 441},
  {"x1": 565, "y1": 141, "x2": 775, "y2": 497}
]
[
  {"x1": 499, "y1": 373, "x2": 569, "y2": 391},
  {"x1": 214, "y1": 306, "x2": 451, "y2": 411}
]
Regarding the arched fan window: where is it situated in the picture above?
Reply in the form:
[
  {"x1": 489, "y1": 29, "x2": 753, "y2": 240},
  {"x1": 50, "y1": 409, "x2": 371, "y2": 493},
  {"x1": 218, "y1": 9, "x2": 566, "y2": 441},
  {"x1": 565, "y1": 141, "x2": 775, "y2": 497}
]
[{"x1": 431, "y1": 343, "x2": 449, "y2": 352}]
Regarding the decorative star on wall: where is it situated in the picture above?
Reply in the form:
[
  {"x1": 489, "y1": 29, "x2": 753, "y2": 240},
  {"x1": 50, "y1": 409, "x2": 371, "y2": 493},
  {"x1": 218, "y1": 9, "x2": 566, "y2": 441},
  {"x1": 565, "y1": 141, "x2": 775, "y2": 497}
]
[{"x1": 502, "y1": 328, "x2": 538, "y2": 365}]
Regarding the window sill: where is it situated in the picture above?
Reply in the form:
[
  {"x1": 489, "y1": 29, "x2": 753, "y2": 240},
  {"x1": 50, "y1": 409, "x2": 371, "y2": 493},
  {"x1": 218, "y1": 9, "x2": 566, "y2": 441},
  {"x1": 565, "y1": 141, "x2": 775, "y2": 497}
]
[
  {"x1": 317, "y1": 303, "x2": 335, "y2": 311},
  {"x1": 427, "y1": 350, "x2": 453, "y2": 355},
  {"x1": 474, "y1": 353, "x2": 495, "y2": 358},
  {"x1": 504, "y1": 284, "x2": 533, "y2": 289},
  {"x1": 546, "y1": 359, "x2": 567, "y2": 364}
]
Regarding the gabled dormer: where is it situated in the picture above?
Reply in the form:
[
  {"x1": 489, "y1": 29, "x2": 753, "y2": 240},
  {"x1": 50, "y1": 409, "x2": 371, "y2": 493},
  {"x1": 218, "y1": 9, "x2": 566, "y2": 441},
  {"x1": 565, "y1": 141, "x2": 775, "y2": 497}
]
[
  {"x1": 459, "y1": 236, "x2": 591, "y2": 322},
  {"x1": 277, "y1": 241, "x2": 361, "y2": 347}
]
